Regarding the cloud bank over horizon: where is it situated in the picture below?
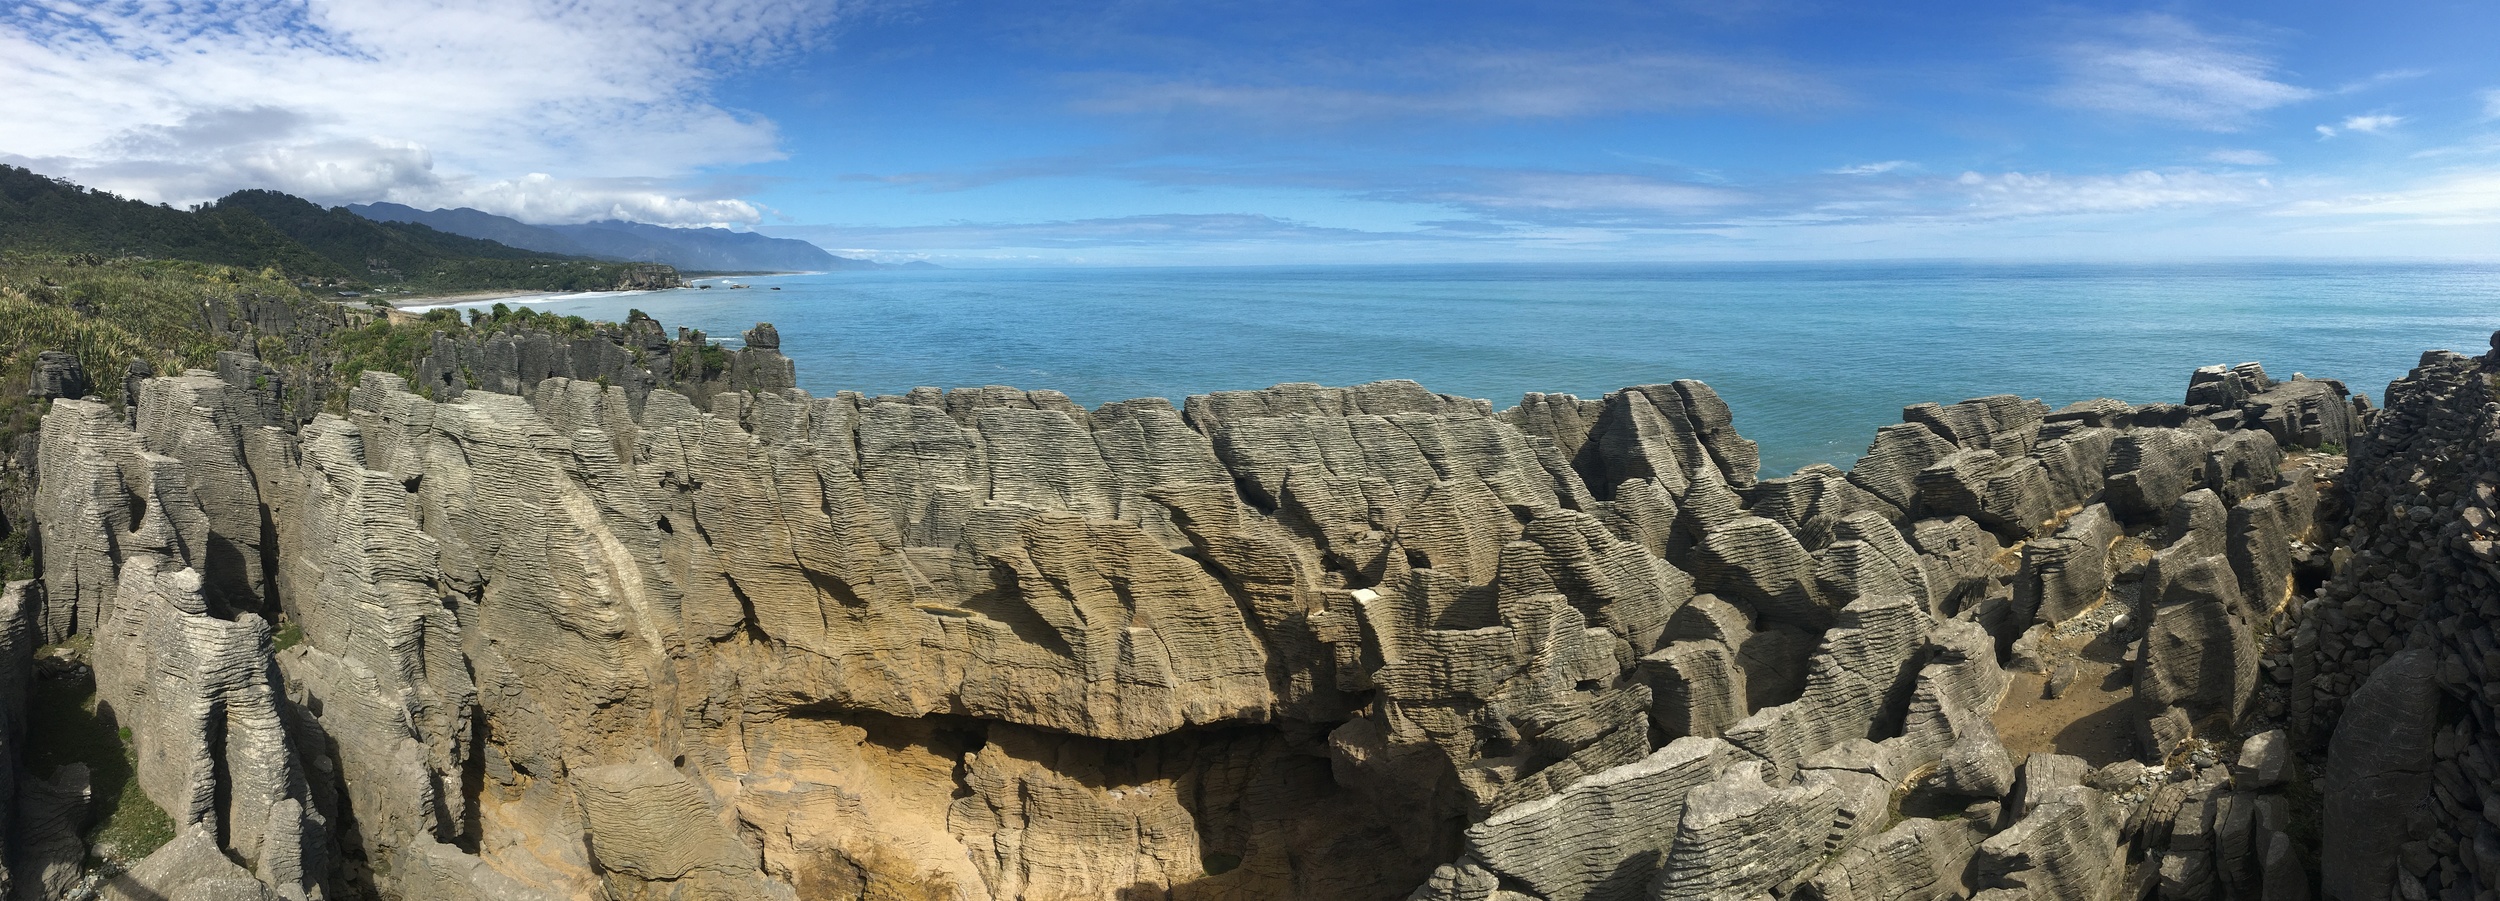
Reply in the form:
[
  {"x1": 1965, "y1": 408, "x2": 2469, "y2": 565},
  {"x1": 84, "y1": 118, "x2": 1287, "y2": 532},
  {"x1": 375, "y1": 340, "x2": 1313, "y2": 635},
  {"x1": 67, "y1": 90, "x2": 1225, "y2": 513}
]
[
  {"x1": 3, "y1": 1, "x2": 2495, "y2": 260},
  {"x1": 0, "y1": 0, "x2": 848, "y2": 225}
]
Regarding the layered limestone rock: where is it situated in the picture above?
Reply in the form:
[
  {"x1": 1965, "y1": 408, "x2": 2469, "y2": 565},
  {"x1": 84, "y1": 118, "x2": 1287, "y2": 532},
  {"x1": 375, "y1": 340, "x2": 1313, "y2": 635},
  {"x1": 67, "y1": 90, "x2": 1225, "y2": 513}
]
[{"x1": 12, "y1": 321, "x2": 2399, "y2": 901}]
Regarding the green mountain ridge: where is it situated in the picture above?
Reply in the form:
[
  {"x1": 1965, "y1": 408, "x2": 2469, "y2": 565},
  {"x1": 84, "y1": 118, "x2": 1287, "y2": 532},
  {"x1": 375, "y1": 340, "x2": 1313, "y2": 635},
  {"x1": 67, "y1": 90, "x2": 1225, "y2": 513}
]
[{"x1": 0, "y1": 166, "x2": 678, "y2": 294}]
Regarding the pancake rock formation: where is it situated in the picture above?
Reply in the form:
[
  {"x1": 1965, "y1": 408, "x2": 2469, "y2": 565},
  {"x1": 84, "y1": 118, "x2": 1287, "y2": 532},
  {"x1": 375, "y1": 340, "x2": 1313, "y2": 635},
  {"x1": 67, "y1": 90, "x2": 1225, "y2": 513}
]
[{"x1": 5, "y1": 315, "x2": 2489, "y2": 901}]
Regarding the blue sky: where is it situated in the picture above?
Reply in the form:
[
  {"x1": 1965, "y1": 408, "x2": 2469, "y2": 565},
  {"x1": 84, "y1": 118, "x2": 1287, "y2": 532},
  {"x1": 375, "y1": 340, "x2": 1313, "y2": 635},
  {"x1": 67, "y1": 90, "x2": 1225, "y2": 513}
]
[{"x1": 4, "y1": 1, "x2": 2497, "y2": 264}]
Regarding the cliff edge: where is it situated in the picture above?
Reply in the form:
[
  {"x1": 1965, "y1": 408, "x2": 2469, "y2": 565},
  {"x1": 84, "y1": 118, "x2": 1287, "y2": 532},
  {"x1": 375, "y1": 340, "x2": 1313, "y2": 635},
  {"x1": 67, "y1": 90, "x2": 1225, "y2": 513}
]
[{"x1": 1, "y1": 317, "x2": 2484, "y2": 901}]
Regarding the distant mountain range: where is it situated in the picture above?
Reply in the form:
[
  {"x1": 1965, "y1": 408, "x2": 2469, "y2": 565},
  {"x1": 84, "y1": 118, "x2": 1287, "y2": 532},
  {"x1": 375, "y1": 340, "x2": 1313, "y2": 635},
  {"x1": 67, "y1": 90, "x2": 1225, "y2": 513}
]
[
  {"x1": 0, "y1": 165, "x2": 677, "y2": 293},
  {"x1": 348, "y1": 203, "x2": 934, "y2": 272}
]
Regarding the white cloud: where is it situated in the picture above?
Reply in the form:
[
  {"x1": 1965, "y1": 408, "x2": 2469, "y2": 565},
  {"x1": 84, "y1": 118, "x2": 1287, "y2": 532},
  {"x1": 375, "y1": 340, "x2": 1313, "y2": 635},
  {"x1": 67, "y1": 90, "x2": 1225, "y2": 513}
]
[
  {"x1": 1950, "y1": 169, "x2": 2264, "y2": 217},
  {"x1": 1830, "y1": 160, "x2": 1912, "y2": 175},
  {"x1": 2484, "y1": 88, "x2": 2500, "y2": 121},
  {"x1": 2316, "y1": 125, "x2": 2338, "y2": 139},
  {"x1": 2277, "y1": 169, "x2": 2500, "y2": 226},
  {"x1": 2050, "y1": 14, "x2": 2313, "y2": 130},
  {"x1": 1389, "y1": 172, "x2": 1749, "y2": 224},
  {"x1": 0, "y1": 0, "x2": 846, "y2": 224},
  {"x1": 1073, "y1": 50, "x2": 1842, "y2": 124},
  {"x1": 2341, "y1": 114, "x2": 2404, "y2": 133},
  {"x1": 2207, "y1": 149, "x2": 2278, "y2": 165}
]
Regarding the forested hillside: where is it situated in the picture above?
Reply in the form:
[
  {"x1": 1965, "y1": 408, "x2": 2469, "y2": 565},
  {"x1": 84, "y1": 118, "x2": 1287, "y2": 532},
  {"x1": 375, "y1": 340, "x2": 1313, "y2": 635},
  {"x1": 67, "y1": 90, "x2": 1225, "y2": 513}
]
[{"x1": 0, "y1": 166, "x2": 678, "y2": 294}]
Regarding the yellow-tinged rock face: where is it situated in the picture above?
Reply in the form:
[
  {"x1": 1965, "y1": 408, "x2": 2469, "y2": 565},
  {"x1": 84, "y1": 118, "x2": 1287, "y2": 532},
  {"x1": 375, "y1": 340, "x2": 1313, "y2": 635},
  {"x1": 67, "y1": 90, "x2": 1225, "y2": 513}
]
[{"x1": 25, "y1": 350, "x2": 2374, "y2": 901}]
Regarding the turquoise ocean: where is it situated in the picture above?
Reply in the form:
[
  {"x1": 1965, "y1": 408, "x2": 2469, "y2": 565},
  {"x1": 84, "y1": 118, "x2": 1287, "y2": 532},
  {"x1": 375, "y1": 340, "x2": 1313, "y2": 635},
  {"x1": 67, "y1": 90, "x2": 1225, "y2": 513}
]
[{"x1": 495, "y1": 261, "x2": 2500, "y2": 476}]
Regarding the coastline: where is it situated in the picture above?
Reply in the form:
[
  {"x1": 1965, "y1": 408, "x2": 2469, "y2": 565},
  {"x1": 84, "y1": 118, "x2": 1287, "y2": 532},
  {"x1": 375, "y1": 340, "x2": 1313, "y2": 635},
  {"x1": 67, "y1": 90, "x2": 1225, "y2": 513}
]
[
  {"x1": 387, "y1": 288, "x2": 547, "y2": 309},
  {"x1": 395, "y1": 286, "x2": 681, "y2": 313}
]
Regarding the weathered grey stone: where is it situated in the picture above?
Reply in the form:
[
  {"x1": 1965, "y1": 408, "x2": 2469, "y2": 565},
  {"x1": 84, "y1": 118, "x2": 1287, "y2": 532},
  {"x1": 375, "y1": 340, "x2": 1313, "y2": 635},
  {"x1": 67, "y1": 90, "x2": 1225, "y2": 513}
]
[
  {"x1": 1906, "y1": 516, "x2": 2004, "y2": 618},
  {"x1": 1848, "y1": 423, "x2": 1962, "y2": 515},
  {"x1": 2242, "y1": 376, "x2": 2358, "y2": 450},
  {"x1": 135, "y1": 373, "x2": 281, "y2": 616},
  {"x1": 1804, "y1": 815, "x2": 1989, "y2": 901},
  {"x1": 31, "y1": 398, "x2": 144, "y2": 640},
  {"x1": 2228, "y1": 474, "x2": 2319, "y2": 616},
  {"x1": 1813, "y1": 511, "x2": 1939, "y2": 614},
  {"x1": 2139, "y1": 493, "x2": 2259, "y2": 733},
  {"x1": 574, "y1": 756, "x2": 776, "y2": 895},
  {"x1": 1574, "y1": 382, "x2": 1760, "y2": 498},
  {"x1": 1969, "y1": 784, "x2": 2128, "y2": 901},
  {"x1": 2046, "y1": 398, "x2": 2133, "y2": 430},
  {"x1": 2105, "y1": 428, "x2": 2219, "y2": 522},
  {"x1": 11, "y1": 764, "x2": 90, "y2": 901},
  {"x1": 2009, "y1": 754, "x2": 2092, "y2": 823},
  {"x1": 100, "y1": 831, "x2": 280, "y2": 901},
  {"x1": 2212, "y1": 791, "x2": 2260, "y2": 900},
  {"x1": 1405, "y1": 859, "x2": 1502, "y2": 901},
  {"x1": 1900, "y1": 620, "x2": 2015, "y2": 799},
  {"x1": 2187, "y1": 362, "x2": 2274, "y2": 408},
  {"x1": 2322, "y1": 650, "x2": 2439, "y2": 901},
  {"x1": 91, "y1": 557, "x2": 328, "y2": 900},
  {"x1": 1905, "y1": 395, "x2": 2048, "y2": 458},
  {"x1": 1664, "y1": 593, "x2": 1752, "y2": 648},
  {"x1": 2015, "y1": 504, "x2": 2119, "y2": 626},
  {"x1": 1641, "y1": 642, "x2": 1748, "y2": 740},
  {"x1": 1690, "y1": 503, "x2": 1836, "y2": 630},
  {"x1": 1721, "y1": 593, "x2": 1931, "y2": 768},
  {"x1": 1650, "y1": 761, "x2": 1847, "y2": 899},
  {"x1": 2029, "y1": 426, "x2": 2118, "y2": 511},
  {"x1": 1733, "y1": 623, "x2": 1814, "y2": 713},
  {"x1": 2263, "y1": 831, "x2": 2311, "y2": 901},
  {"x1": 1499, "y1": 391, "x2": 1605, "y2": 464},
  {"x1": 2203, "y1": 428, "x2": 2285, "y2": 505},
  {"x1": 1464, "y1": 738, "x2": 1726, "y2": 901},
  {"x1": 2232, "y1": 729, "x2": 2294, "y2": 790},
  {"x1": 1748, "y1": 464, "x2": 1903, "y2": 538},
  {"x1": 0, "y1": 581, "x2": 27, "y2": 900},
  {"x1": 2158, "y1": 846, "x2": 2215, "y2": 900},
  {"x1": 29, "y1": 350, "x2": 91, "y2": 399},
  {"x1": 48, "y1": 348, "x2": 2422, "y2": 901}
]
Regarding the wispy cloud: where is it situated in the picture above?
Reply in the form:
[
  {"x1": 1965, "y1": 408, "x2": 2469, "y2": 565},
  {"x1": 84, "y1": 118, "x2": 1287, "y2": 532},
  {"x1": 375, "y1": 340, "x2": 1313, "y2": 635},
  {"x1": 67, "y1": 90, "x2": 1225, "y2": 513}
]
[
  {"x1": 2332, "y1": 69, "x2": 2428, "y2": 95},
  {"x1": 2049, "y1": 14, "x2": 2313, "y2": 130},
  {"x1": 1830, "y1": 161, "x2": 1913, "y2": 175},
  {"x1": 1068, "y1": 49, "x2": 1843, "y2": 126},
  {"x1": 2207, "y1": 149, "x2": 2279, "y2": 165},
  {"x1": 1949, "y1": 169, "x2": 2265, "y2": 217},
  {"x1": 2482, "y1": 88, "x2": 2500, "y2": 121},
  {"x1": 763, "y1": 213, "x2": 1483, "y2": 263},
  {"x1": 0, "y1": 0, "x2": 849, "y2": 224},
  {"x1": 2341, "y1": 114, "x2": 2405, "y2": 133},
  {"x1": 2277, "y1": 169, "x2": 2500, "y2": 225},
  {"x1": 2315, "y1": 114, "x2": 2405, "y2": 139},
  {"x1": 1375, "y1": 171, "x2": 1748, "y2": 224}
]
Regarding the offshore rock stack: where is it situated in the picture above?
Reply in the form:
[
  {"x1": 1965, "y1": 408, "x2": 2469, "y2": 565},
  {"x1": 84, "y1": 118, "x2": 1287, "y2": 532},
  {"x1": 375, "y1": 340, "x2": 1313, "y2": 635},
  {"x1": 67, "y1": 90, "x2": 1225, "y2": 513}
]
[{"x1": 0, "y1": 318, "x2": 2484, "y2": 901}]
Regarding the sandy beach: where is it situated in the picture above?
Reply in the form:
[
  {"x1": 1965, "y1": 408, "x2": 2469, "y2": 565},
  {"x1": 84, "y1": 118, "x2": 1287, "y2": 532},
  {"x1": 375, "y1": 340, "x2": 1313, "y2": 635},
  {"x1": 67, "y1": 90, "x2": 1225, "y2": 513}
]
[
  {"x1": 386, "y1": 288, "x2": 550, "y2": 309},
  {"x1": 393, "y1": 286, "x2": 681, "y2": 312}
]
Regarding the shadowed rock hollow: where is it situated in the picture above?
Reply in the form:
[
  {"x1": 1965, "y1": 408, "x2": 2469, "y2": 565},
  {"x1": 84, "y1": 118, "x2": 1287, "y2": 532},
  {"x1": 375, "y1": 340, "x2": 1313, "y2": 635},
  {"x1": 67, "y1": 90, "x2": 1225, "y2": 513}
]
[{"x1": 4, "y1": 317, "x2": 2484, "y2": 901}]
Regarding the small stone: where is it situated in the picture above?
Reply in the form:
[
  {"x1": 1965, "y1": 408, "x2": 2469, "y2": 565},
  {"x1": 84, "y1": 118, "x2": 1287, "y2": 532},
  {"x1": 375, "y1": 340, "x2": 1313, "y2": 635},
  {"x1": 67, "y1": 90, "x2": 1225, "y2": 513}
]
[{"x1": 2045, "y1": 661, "x2": 2080, "y2": 700}]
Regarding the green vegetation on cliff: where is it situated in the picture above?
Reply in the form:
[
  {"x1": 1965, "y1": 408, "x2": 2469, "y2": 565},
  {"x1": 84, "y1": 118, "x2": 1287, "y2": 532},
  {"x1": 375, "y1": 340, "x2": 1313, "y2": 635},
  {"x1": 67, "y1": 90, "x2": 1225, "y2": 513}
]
[
  {"x1": 0, "y1": 170, "x2": 765, "y2": 615},
  {"x1": 0, "y1": 166, "x2": 678, "y2": 295},
  {"x1": 22, "y1": 644, "x2": 178, "y2": 867}
]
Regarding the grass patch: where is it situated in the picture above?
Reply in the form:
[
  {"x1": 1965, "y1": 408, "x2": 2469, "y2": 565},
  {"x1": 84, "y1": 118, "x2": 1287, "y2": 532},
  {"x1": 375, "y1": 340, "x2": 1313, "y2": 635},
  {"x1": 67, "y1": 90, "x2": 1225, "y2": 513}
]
[
  {"x1": 273, "y1": 618, "x2": 304, "y2": 651},
  {"x1": 24, "y1": 653, "x2": 177, "y2": 865}
]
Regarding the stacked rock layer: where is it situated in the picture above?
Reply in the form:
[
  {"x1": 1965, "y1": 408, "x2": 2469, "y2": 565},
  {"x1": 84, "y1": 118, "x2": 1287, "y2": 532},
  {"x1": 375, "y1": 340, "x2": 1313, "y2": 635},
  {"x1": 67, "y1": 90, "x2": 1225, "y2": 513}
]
[{"x1": 4, "y1": 317, "x2": 2472, "y2": 901}]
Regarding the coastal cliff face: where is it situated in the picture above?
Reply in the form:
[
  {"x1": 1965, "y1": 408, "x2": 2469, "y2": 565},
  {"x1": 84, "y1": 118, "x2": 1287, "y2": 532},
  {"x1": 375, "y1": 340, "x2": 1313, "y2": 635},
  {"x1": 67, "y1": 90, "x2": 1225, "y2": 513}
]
[{"x1": 2, "y1": 317, "x2": 2483, "y2": 901}]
